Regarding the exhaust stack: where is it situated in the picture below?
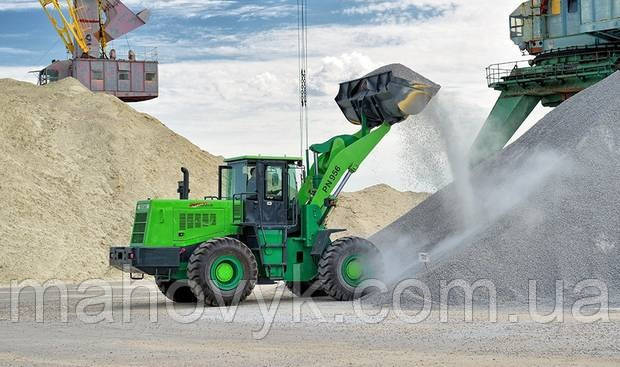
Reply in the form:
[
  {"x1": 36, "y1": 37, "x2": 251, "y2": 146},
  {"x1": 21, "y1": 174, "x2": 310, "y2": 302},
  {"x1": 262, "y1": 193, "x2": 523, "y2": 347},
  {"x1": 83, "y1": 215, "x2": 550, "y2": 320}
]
[{"x1": 177, "y1": 167, "x2": 190, "y2": 200}]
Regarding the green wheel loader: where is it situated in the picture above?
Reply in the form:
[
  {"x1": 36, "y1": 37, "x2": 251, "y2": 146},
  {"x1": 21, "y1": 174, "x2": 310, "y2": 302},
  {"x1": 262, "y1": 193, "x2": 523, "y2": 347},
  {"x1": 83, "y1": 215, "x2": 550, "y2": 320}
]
[{"x1": 110, "y1": 64, "x2": 440, "y2": 305}]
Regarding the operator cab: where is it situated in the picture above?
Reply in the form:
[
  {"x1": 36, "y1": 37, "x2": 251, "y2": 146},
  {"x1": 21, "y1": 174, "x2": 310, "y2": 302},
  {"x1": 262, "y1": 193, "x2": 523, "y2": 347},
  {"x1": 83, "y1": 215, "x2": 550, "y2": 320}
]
[{"x1": 219, "y1": 156, "x2": 303, "y2": 227}]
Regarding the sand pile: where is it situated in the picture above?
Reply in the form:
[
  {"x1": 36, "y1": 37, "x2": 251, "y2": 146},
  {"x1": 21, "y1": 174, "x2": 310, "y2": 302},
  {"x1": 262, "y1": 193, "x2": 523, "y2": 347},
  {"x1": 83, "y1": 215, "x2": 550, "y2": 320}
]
[
  {"x1": 0, "y1": 78, "x2": 222, "y2": 282},
  {"x1": 326, "y1": 184, "x2": 429, "y2": 239},
  {"x1": 370, "y1": 72, "x2": 620, "y2": 305}
]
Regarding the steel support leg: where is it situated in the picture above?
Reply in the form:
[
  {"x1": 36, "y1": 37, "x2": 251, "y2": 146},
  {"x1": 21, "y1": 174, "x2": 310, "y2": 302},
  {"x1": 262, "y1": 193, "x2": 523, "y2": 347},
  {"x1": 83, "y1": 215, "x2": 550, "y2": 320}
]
[{"x1": 469, "y1": 93, "x2": 541, "y2": 166}]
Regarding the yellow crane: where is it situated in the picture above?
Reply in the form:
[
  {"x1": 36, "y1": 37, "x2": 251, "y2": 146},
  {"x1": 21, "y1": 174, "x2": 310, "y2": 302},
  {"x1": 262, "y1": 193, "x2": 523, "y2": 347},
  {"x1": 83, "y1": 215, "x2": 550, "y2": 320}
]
[
  {"x1": 36, "y1": 0, "x2": 157, "y2": 102},
  {"x1": 38, "y1": 0, "x2": 93, "y2": 55}
]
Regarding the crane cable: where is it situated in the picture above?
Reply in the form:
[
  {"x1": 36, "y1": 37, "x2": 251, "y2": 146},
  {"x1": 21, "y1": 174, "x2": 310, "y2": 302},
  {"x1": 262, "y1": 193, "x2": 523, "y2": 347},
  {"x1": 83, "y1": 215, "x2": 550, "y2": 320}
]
[{"x1": 297, "y1": 0, "x2": 309, "y2": 165}]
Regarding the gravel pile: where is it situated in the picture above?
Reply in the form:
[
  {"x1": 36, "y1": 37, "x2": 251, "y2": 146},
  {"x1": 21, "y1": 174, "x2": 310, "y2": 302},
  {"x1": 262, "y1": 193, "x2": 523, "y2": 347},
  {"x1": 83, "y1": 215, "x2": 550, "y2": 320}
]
[{"x1": 369, "y1": 71, "x2": 620, "y2": 306}]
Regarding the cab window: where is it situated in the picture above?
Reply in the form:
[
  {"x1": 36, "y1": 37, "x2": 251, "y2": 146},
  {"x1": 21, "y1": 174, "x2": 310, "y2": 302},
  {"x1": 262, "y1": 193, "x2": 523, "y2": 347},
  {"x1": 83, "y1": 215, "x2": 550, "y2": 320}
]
[
  {"x1": 221, "y1": 162, "x2": 256, "y2": 199},
  {"x1": 245, "y1": 164, "x2": 257, "y2": 194},
  {"x1": 265, "y1": 165, "x2": 283, "y2": 201},
  {"x1": 288, "y1": 165, "x2": 300, "y2": 201},
  {"x1": 510, "y1": 16, "x2": 524, "y2": 37},
  {"x1": 567, "y1": 0, "x2": 578, "y2": 13}
]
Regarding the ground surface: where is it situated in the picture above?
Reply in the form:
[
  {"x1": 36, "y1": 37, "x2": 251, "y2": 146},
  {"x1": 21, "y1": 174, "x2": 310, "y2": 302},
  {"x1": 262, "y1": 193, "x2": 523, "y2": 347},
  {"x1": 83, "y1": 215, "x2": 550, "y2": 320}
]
[{"x1": 0, "y1": 282, "x2": 618, "y2": 367}]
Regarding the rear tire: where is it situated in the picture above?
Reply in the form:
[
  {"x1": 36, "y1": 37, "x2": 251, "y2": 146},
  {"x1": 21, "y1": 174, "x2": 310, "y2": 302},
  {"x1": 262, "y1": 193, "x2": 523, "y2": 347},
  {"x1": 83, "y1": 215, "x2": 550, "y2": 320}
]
[
  {"x1": 155, "y1": 279, "x2": 197, "y2": 303},
  {"x1": 187, "y1": 237, "x2": 258, "y2": 306},
  {"x1": 318, "y1": 236, "x2": 382, "y2": 301},
  {"x1": 285, "y1": 280, "x2": 327, "y2": 298}
]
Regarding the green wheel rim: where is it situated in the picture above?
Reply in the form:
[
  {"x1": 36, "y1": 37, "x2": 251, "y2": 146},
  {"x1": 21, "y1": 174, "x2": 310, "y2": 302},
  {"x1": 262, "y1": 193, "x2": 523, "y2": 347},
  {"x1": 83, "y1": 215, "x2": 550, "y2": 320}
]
[
  {"x1": 341, "y1": 255, "x2": 364, "y2": 287},
  {"x1": 210, "y1": 255, "x2": 244, "y2": 291}
]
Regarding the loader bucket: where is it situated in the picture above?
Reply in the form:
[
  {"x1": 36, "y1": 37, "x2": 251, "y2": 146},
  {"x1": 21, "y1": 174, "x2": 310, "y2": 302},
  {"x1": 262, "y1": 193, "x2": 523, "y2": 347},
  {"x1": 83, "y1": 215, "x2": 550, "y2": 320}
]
[{"x1": 335, "y1": 63, "x2": 440, "y2": 128}]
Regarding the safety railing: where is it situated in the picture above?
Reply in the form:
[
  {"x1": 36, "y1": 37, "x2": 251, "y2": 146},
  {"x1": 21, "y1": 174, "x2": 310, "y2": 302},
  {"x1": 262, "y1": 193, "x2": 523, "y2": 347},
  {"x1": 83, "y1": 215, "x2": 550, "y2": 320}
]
[
  {"x1": 486, "y1": 58, "x2": 618, "y2": 87},
  {"x1": 485, "y1": 60, "x2": 533, "y2": 86},
  {"x1": 487, "y1": 44, "x2": 620, "y2": 87},
  {"x1": 231, "y1": 193, "x2": 248, "y2": 223},
  {"x1": 105, "y1": 46, "x2": 158, "y2": 62}
]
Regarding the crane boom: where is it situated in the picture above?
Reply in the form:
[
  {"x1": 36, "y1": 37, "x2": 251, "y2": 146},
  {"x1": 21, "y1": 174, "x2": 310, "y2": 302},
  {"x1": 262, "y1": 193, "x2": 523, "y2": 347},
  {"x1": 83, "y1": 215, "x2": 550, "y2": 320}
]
[
  {"x1": 39, "y1": 0, "x2": 150, "y2": 58},
  {"x1": 39, "y1": 0, "x2": 89, "y2": 55}
]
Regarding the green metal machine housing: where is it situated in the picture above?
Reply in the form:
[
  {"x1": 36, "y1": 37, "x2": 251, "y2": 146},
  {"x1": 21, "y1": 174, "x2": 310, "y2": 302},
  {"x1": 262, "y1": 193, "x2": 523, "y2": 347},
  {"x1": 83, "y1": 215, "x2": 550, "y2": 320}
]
[{"x1": 110, "y1": 65, "x2": 440, "y2": 305}]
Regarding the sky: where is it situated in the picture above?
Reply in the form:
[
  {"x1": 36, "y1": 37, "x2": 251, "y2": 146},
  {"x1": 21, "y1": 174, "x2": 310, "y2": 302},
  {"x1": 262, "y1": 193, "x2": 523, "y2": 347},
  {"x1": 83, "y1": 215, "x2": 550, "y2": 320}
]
[{"x1": 0, "y1": 0, "x2": 550, "y2": 193}]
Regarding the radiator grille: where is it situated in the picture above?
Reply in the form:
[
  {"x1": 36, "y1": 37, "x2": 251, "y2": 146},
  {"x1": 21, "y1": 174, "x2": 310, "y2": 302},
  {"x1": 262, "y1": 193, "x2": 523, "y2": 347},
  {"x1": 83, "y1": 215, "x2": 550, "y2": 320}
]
[
  {"x1": 187, "y1": 213, "x2": 194, "y2": 229},
  {"x1": 179, "y1": 213, "x2": 217, "y2": 231},
  {"x1": 131, "y1": 211, "x2": 149, "y2": 244},
  {"x1": 179, "y1": 213, "x2": 186, "y2": 230}
]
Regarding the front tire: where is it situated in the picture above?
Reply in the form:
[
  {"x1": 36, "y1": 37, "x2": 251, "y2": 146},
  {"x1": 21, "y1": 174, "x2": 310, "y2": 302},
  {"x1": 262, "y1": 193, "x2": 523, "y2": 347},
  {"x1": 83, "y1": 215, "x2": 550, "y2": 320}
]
[
  {"x1": 318, "y1": 236, "x2": 382, "y2": 301},
  {"x1": 187, "y1": 237, "x2": 258, "y2": 306}
]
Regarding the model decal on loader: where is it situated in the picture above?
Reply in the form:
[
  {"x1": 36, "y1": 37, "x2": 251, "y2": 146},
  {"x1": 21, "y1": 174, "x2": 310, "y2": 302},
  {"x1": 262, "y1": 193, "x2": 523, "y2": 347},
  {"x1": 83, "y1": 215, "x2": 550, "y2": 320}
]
[{"x1": 322, "y1": 165, "x2": 341, "y2": 193}]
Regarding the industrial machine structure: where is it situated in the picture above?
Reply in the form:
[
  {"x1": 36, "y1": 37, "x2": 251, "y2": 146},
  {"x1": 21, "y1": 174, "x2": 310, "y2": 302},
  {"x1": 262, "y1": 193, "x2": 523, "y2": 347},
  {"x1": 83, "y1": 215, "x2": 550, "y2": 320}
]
[
  {"x1": 110, "y1": 65, "x2": 440, "y2": 305},
  {"x1": 470, "y1": 0, "x2": 620, "y2": 164},
  {"x1": 37, "y1": 0, "x2": 158, "y2": 102}
]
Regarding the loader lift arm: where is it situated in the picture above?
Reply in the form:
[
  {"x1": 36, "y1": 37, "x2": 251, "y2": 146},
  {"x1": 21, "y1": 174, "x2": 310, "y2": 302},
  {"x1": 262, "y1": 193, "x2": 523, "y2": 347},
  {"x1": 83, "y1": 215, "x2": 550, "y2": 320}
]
[
  {"x1": 299, "y1": 116, "x2": 391, "y2": 221},
  {"x1": 298, "y1": 66, "x2": 440, "y2": 226}
]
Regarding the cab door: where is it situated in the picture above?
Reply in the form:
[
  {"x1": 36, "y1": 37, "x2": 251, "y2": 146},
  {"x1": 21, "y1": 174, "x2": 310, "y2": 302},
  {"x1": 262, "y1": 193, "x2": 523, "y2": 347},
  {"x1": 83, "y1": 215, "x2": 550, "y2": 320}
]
[{"x1": 258, "y1": 162, "x2": 288, "y2": 225}]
